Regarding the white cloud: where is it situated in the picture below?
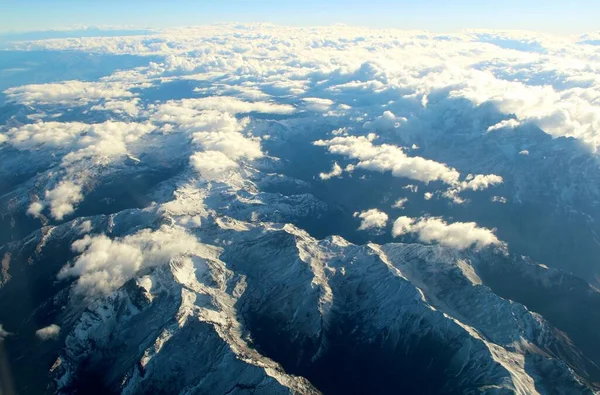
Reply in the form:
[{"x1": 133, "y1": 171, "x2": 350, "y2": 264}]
[
  {"x1": 62, "y1": 121, "x2": 155, "y2": 165},
  {"x1": 151, "y1": 104, "x2": 264, "y2": 163},
  {"x1": 6, "y1": 122, "x2": 89, "y2": 150},
  {"x1": 354, "y1": 209, "x2": 389, "y2": 230},
  {"x1": 332, "y1": 127, "x2": 349, "y2": 136},
  {"x1": 491, "y1": 196, "x2": 508, "y2": 204},
  {"x1": 519, "y1": 150, "x2": 530, "y2": 155},
  {"x1": 441, "y1": 189, "x2": 466, "y2": 205},
  {"x1": 319, "y1": 162, "x2": 343, "y2": 180},
  {"x1": 487, "y1": 119, "x2": 521, "y2": 132},
  {"x1": 392, "y1": 216, "x2": 502, "y2": 250},
  {"x1": 0, "y1": 324, "x2": 11, "y2": 340},
  {"x1": 4, "y1": 80, "x2": 136, "y2": 105},
  {"x1": 59, "y1": 225, "x2": 204, "y2": 295},
  {"x1": 5, "y1": 121, "x2": 156, "y2": 219},
  {"x1": 391, "y1": 216, "x2": 416, "y2": 237},
  {"x1": 62, "y1": 234, "x2": 142, "y2": 295},
  {"x1": 45, "y1": 181, "x2": 83, "y2": 220},
  {"x1": 424, "y1": 192, "x2": 434, "y2": 200},
  {"x1": 303, "y1": 97, "x2": 335, "y2": 112},
  {"x1": 3, "y1": 27, "x2": 598, "y2": 246},
  {"x1": 392, "y1": 197, "x2": 408, "y2": 209},
  {"x1": 314, "y1": 135, "x2": 461, "y2": 185},
  {"x1": 0, "y1": 134, "x2": 7, "y2": 144},
  {"x1": 35, "y1": 324, "x2": 61, "y2": 340},
  {"x1": 9, "y1": 25, "x2": 600, "y2": 151},
  {"x1": 91, "y1": 98, "x2": 141, "y2": 116},
  {"x1": 462, "y1": 174, "x2": 503, "y2": 191},
  {"x1": 403, "y1": 184, "x2": 418, "y2": 193},
  {"x1": 190, "y1": 150, "x2": 239, "y2": 181},
  {"x1": 6, "y1": 121, "x2": 155, "y2": 163},
  {"x1": 26, "y1": 201, "x2": 45, "y2": 218},
  {"x1": 363, "y1": 111, "x2": 407, "y2": 132},
  {"x1": 440, "y1": 174, "x2": 503, "y2": 204},
  {"x1": 153, "y1": 104, "x2": 246, "y2": 133},
  {"x1": 192, "y1": 130, "x2": 263, "y2": 161},
  {"x1": 167, "y1": 97, "x2": 295, "y2": 115},
  {"x1": 79, "y1": 220, "x2": 93, "y2": 233},
  {"x1": 450, "y1": 73, "x2": 600, "y2": 150},
  {"x1": 221, "y1": 84, "x2": 272, "y2": 101}
]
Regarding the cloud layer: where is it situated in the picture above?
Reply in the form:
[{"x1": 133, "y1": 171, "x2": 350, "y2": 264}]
[
  {"x1": 8, "y1": 25, "x2": 600, "y2": 150},
  {"x1": 0, "y1": 25, "x2": 595, "y2": 281}
]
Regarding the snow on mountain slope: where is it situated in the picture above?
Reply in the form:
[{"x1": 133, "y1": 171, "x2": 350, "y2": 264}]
[
  {"x1": 33, "y1": 211, "x2": 591, "y2": 394},
  {"x1": 51, "y1": 252, "x2": 318, "y2": 394},
  {"x1": 2, "y1": 161, "x2": 599, "y2": 395},
  {"x1": 2, "y1": 110, "x2": 599, "y2": 393},
  {"x1": 3, "y1": 25, "x2": 600, "y2": 395}
]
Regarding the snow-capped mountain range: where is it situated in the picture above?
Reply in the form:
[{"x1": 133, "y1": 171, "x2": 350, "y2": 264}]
[{"x1": 2, "y1": 25, "x2": 600, "y2": 394}]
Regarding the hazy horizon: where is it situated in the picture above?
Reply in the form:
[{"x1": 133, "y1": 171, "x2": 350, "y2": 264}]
[{"x1": 1, "y1": 0, "x2": 599, "y2": 34}]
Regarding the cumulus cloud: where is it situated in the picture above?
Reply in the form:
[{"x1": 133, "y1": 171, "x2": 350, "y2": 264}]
[
  {"x1": 6, "y1": 121, "x2": 155, "y2": 163},
  {"x1": 4, "y1": 80, "x2": 136, "y2": 105},
  {"x1": 462, "y1": 174, "x2": 504, "y2": 191},
  {"x1": 62, "y1": 121, "x2": 156, "y2": 165},
  {"x1": 151, "y1": 103, "x2": 264, "y2": 165},
  {"x1": 26, "y1": 201, "x2": 45, "y2": 218},
  {"x1": 6, "y1": 122, "x2": 89, "y2": 150},
  {"x1": 314, "y1": 135, "x2": 461, "y2": 184},
  {"x1": 192, "y1": 129, "x2": 263, "y2": 161},
  {"x1": 153, "y1": 104, "x2": 247, "y2": 133},
  {"x1": 11, "y1": 25, "x2": 600, "y2": 151},
  {"x1": 3, "y1": 26, "x2": 598, "y2": 261},
  {"x1": 363, "y1": 111, "x2": 407, "y2": 132},
  {"x1": 392, "y1": 216, "x2": 502, "y2": 250},
  {"x1": 392, "y1": 197, "x2": 408, "y2": 209},
  {"x1": 319, "y1": 162, "x2": 343, "y2": 180},
  {"x1": 424, "y1": 192, "x2": 434, "y2": 200},
  {"x1": 8, "y1": 25, "x2": 600, "y2": 152},
  {"x1": 35, "y1": 324, "x2": 61, "y2": 340},
  {"x1": 354, "y1": 209, "x2": 389, "y2": 230},
  {"x1": 59, "y1": 225, "x2": 203, "y2": 295},
  {"x1": 91, "y1": 98, "x2": 141, "y2": 116},
  {"x1": 303, "y1": 97, "x2": 335, "y2": 112},
  {"x1": 79, "y1": 220, "x2": 93, "y2": 233},
  {"x1": 45, "y1": 181, "x2": 83, "y2": 220},
  {"x1": 190, "y1": 150, "x2": 239, "y2": 181},
  {"x1": 391, "y1": 216, "x2": 417, "y2": 237},
  {"x1": 519, "y1": 150, "x2": 530, "y2": 155},
  {"x1": 5, "y1": 121, "x2": 156, "y2": 219},
  {"x1": 451, "y1": 73, "x2": 600, "y2": 149}
]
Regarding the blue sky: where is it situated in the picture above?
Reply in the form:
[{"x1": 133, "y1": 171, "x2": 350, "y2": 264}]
[{"x1": 1, "y1": 0, "x2": 599, "y2": 34}]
